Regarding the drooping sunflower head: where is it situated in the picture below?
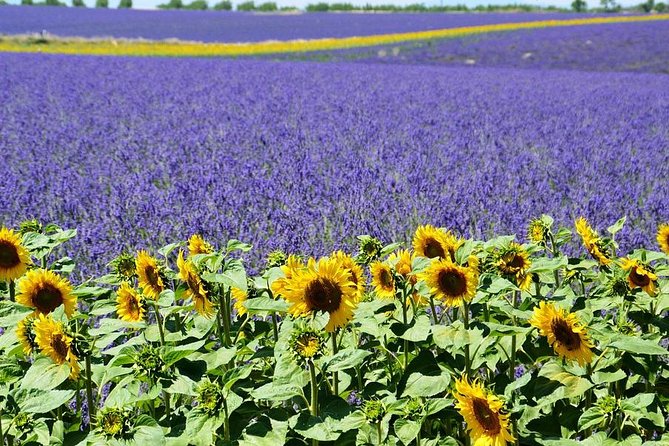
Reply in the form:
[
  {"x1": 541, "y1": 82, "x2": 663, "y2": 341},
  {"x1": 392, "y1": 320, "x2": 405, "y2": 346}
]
[
  {"x1": 16, "y1": 269, "x2": 76, "y2": 318},
  {"x1": 0, "y1": 227, "x2": 32, "y2": 282},
  {"x1": 356, "y1": 235, "x2": 384, "y2": 264},
  {"x1": 110, "y1": 253, "x2": 137, "y2": 279},
  {"x1": 332, "y1": 250, "x2": 366, "y2": 300},
  {"x1": 620, "y1": 257, "x2": 658, "y2": 296},
  {"x1": 231, "y1": 286, "x2": 248, "y2": 317},
  {"x1": 283, "y1": 256, "x2": 358, "y2": 332},
  {"x1": 98, "y1": 408, "x2": 132, "y2": 439},
  {"x1": 370, "y1": 261, "x2": 395, "y2": 299},
  {"x1": 529, "y1": 301, "x2": 594, "y2": 366},
  {"x1": 16, "y1": 314, "x2": 38, "y2": 355},
  {"x1": 412, "y1": 225, "x2": 462, "y2": 260},
  {"x1": 33, "y1": 314, "x2": 80, "y2": 379},
  {"x1": 135, "y1": 250, "x2": 164, "y2": 300},
  {"x1": 419, "y1": 258, "x2": 478, "y2": 307},
  {"x1": 454, "y1": 376, "x2": 515, "y2": 446},
  {"x1": 116, "y1": 282, "x2": 145, "y2": 322},
  {"x1": 606, "y1": 272, "x2": 630, "y2": 298},
  {"x1": 496, "y1": 243, "x2": 531, "y2": 276},
  {"x1": 271, "y1": 254, "x2": 306, "y2": 298},
  {"x1": 657, "y1": 224, "x2": 669, "y2": 255},
  {"x1": 290, "y1": 327, "x2": 326, "y2": 363},
  {"x1": 575, "y1": 217, "x2": 612, "y2": 265},
  {"x1": 18, "y1": 219, "x2": 43, "y2": 235},
  {"x1": 196, "y1": 380, "x2": 224, "y2": 416},
  {"x1": 177, "y1": 251, "x2": 214, "y2": 318},
  {"x1": 266, "y1": 249, "x2": 288, "y2": 268},
  {"x1": 188, "y1": 234, "x2": 213, "y2": 256}
]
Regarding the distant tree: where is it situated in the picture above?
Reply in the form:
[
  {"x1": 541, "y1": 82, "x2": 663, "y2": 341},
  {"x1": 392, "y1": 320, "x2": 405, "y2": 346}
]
[
  {"x1": 212, "y1": 0, "x2": 231, "y2": 9},
  {"x1": 256, "y1": 1, "x2": 276, "y2": 10},
  {"x1": 118, "y1": 0, "x2": 131, "y2": 7},
  {"x1": 72, "y1": 0, "x2": 86, "y2": 6},
  {"x1": 21, "y1": 0, "x2": 33, "y2": 5},
  {"x1": 656, "y1": 1, "x2": 666, "y2": 10},
  {"x1": 0, "y1": 0, "x2": 8, "y2": 6},
  {"x1": 305, "y1": 2, "x2": 328, "y2": 11},
  {"x1": 236, "y1": 0, "x2": 254, "y2": 9},
  {"x1": 95, "y1": 0, "x2": 108, "y2": 6},
  {"x1": 185, "y1": 0, "x2": 207, "y2": 8},
  {"x1": 640, "y1": 0, "x2": 654, "y2": 11},
  {"x1": 571, "y1": 0, "x2": 586, "y2": 10},
  {"x1": 158, "y1": 0, "x2": 182, "y2": 8}
]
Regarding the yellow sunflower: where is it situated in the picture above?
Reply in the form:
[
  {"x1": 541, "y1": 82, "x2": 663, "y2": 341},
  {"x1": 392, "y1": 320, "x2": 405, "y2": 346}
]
[
  {"x1": 389, "y1": 250, "x2": 424, "y2": 305},
  {"x1": 332, "y1": 251, "x2": 365, "y2": 300},
  {"x1": 496, "y1": 243, "x2": 532, "y2": 291},
  {"x1": 136, "y1": 250, "x2": 164, "y2": 300},
  {"x1": 454, "y1": 376, "x2": 515, "y2": 446},
  {"x1": 529, "y1": 301, "x2": 593, "y2": 366},
  {"x1": 16, "y1": 315, "x2": 38, "y2": 355},
  {"x1": 231, "y1": 286, "x2": 248, "y2": 316},
  {"x1": 188, "y1": 234, "x2": 213, "y2": 256},
  {"x1": 271, "y1": 254, "x2": 305, "y2": 299},
  {"x1": 0, "y1": 227, "x2": 31, "y2": 282},
  {"x1": 528, "y1": 219, "x2": 546, "y2": 244},
  {"x1": 282, "y1": 256, "x2": 358, "y2": 332},
  {"x1": 412, "y1": 225, "x2": 462, "y2": 260},
  {"x1": 657, "y1": 224, "x2": 669, "y2": 255},
  {"x1": 620, "y1": 258, "x2": 658, "y2": 296},
  {"x1": 116, "y1": 282, "x2": 145, "y2": 322},
  {"x1": 575, "y1": 217, "x2": 612, "y2": 266},
  {"x1": 33, "y1": 314, "x2": 80, "y2": 379},
  {"x1": 419, "y1": 258, "x2": 478, "y2": 307},
  {"x1": 370, "y1": 261, "x2": 395, "y2": 299},
  {"x1": 177, "y1": 251, "x2": 214, "y2": 318},
  {"x1": 16, "y1": 269, "x2": 76, "y2": 317}
]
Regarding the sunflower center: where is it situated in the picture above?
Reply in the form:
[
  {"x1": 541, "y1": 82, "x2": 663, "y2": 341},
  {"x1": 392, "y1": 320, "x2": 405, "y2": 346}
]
[
  {"x1": 51, "y1": 333, "x2": 69, "y2": 360},
  {"x1": 186, "y1": 273, "x2": 200, "y2": 293},
  {"x1": 0, "y1": 240, "x2": 20, "y2": 268},
  {"x1": 424, "y1": 238, "x2": 445, "y2": 259},
  {"x1": 305, "y1": 277, "x2": 342, "y2": 313},
  {"x1": 34, "y1": 284, "x2": 64, "y2": 314},
  {"x1": 145, "y1": 265, "x2": 160, "y2": 287},
  {"x1": 437, "y1": 269, "x2": 467, "y2": 297},
  {"x1": 551, "y1": 318, "x2": 581, "y2": 351},
  {"x1": 472, "y1": 397, "x2": 501, "y2": 434},
  {"x1": 128, "y1": 295, "x2": 139, "y2": 315},
  {"x1": 629, "y1": 268, "x2": 650, "y2": 288},
  {"x1": 380, "y1": 268, "x2": 394, "y2": 289}
]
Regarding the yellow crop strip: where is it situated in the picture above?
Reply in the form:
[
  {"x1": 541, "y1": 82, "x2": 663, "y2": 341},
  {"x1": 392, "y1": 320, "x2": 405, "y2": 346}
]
[{"x1": 1, "y1": 14, "x2": 668, "y2": 57}]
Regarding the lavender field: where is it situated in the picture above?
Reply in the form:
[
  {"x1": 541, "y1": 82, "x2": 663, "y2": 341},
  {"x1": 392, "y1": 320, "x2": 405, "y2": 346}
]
[{"x1": 2, "y1": 47, "x2": 668, "y2": 279}]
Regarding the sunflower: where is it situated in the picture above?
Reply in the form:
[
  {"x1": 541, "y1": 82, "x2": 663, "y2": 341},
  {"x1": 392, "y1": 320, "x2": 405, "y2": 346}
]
[
  {"x1": 188, "y1": 234, "x2": 213, "y2": 256},
  {"x1": 496, "y1": 243, "x2": 532, "y2": 291},
  {"x1": 332, "y1": 251, "x2": 365, "y2": 300},
  {"x1": 389, "y1": 250, "x2": 424, "y2": 305},
  {"x1": 529, "y1": 301, "x2": 594, "y2": 366},
  {"x1": 16, "y1": 314, "x2": 38, "y2": 355},
  {"x1": 0, "y1": 227, "x2": 31, "y2": 282},
  {"x1": 290, "y1": 328, "x2": 325, "y2": 362},
  {"x1": 282, "y1": 256, "x2": 358, "y2": 332},
  {"x1": 136, "y1": 250, "x2": 164, "y2": 300},
  {"x1": 620, "y1": 258, "x2": 658, "y2": 296},
  {"x1": 33, "y1": 314, "x2": 80, "y2": 379},
  {"x1": 177, "y1": 251, "x2": 214, "y2": 318},
  {"x1": 575, "y1": 217, "x2": 612, "y2": 266},
  {"x1": 419, "y1": 258, "x2": 478, "y2": 307},
  {"x1": 231, "y1": 287, "x2": 248, "y2": 316},
  {"x1": 412, "y1": 225, "x2": 462, "y2": 260},
  {"x1": 371, "y1": 261, "x2": 395, "y2": 299},
  {"x1": 528, "y1": 218, "x2": 547, "y2": 245},
  {"x1": 16, "y1": 269, "x2": 76, "y2": 317},
  {"x1": 454, "y1": 376, "x2": 515, "y2": 446},
  {"x1": 271, "y1": 254, "x2": 305, "y2": 299},
  {"x1": 657, "y1": 224, "x2": 669, "y2": 255},
  {"x1": 116, "y1": 282, "x2": 145, "y2": 322}
]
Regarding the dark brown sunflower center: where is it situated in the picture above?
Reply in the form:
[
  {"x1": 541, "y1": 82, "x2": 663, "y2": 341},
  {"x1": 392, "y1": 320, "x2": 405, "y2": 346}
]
[
  {"x1": 186, "y1": 273, "x2": 200, "y2": 293},
  {"x1": 145, "y1": 265, "x2": 160, "y2": 287},
  {"x1": 629, "y1": 268, "x2": 650, "y2": 288},
  {"x1": 0, "y1": 240, "x2": 20, "y2": 268},
  {"x1": 551, "y1": 318, "x2": 581, "y2": 351},
  {"x1": 506, "y1": 254, "x2": 525, "y2": 271},
  {"x1": 34, "y1": 284, "x2": 64, "y2": 314},
  {"x1": 305, "y1": 278, "x2": 342, "y2": 313},
  {"x1": 424, "y1": 238, "x2": 445, "y2": 259},
  {"x1": 437, "y1": 269, "x2": 467, "y2": 297},
  {"x1": 472, "y1": 397, "x2": 501, "y2": 434},
  {"x1": 128, "y1": 295, "x2": 139, "y2": 315},
  {"x1": 51, "y1": 334, "x2": 69, "y2": 359},
  {"x1": 380, "y1": 268, "x2": 394, "y2": 289}
]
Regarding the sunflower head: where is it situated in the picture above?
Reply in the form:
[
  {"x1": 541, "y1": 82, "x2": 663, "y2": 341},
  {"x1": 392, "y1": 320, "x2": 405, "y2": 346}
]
[
  {"x1": 332, "y1": 250, "x2": 366, "y2": 300},
  {"x1": 454, "y1": 376, "x2": 515, "y2": 446},
  {"x1": 135, "y1": 251, "x2": 164, "y2": 300},
  {"x1": 496, "y1": 243, "x2": 531, "y2": 276},
  {"x1": 110, "y1": 253, "x2": 137, "y2": 279},
  {"x1": 98, "y1": 408, "x2": 132, "y2": 439},
  {"x1": 0, "y1": 227, "x2": 32, "y2": 282},
  {"x1": 529, "y1": 301, "x2": 594, "y2": 366},
  {"x1": 412, "y1": 225, "x2": 462, "y2": 260},
  {"x1": 362, "y1": 399, "x2": 386, "y2": 423},
  {"x1": 134, "y1": 345, "x2": 164, "y2": 378},
  {"x1": 528, "y1": 218, "x2": 549, "y2": 245},
  {"x1": 403, "y1": 397, "x2": 425, "y2": 419},
  {"x1": 196, "y1": 380, "x2": 224, "y2": 416},
  {"x1": 356, "y1": 235, "x2": 384, "y2": 265},
  {"x1": 116, "y1": 282, "x2": 145, "y2": 322},
  {"x1": 33, "y1": 314, "x2": 80, "y2": 379},
  {"x1": 188, "y1": 234, "x2": 213, "y2": 256},
  {"x1": 231, "y1": 286, "x2": 248, "y2": 317},
  {"x1": 177, "y1": 251, "x2": 214, "y2": 318},
  {"x1": 290, "y1": 327, "x2": 326, "y2": 363},
  {"x1": 657, "y1": 224, "x2": 669, "y2": 255},
  {"x1": 266, "y1": 249, "x2": 288, "y2": 268},
  {"x1": 18, "y1": 219, "x2": 43, "y2": 235},
  {"x1": 16, "y1": 269, "x2": 76, "y2": 318},
  {"x1": 16, "y1": 315, "x2": 38, "y2": 355},
  {"x1": 575, "y1": 217, "x2": 612, "y2": 265},
  {"x1": 419, "y1": 258, "x2": 478, "y2": 307},
  {"x1": 371, "y1": 261, "x2": 396, "y2": 299},
  {"x1": 620, "y1": 257, "x2": 658, "y2": 296}
]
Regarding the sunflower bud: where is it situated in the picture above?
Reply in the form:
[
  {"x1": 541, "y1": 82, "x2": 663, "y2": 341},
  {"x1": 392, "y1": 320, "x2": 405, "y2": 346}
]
[
  {"x1": 134, "y1": 345, "x2": 164, "y2": 378},
  {"x1": 98, "y1": 407, "x2": 132, "y2": 439},
  {"x1": 289, "y1": 327, "x2": 325, "y2": 364},
  {"x1": 18, "y1": 219, "x2": 43, "y2": 235},
  {"x1": 362, "y1": 399, "x2": 385, "y2": 423},
  {"x1": 110, "y1": 253, "x2": 137, "y2": 279},
  {"x1": 196, "y1": 380, "x2": 224, "y2": 416},
  {"x1": 356, "y1": 235, "x2": 383, "y2": 264},
  {"x1": 266, "y1": 250, "x2": 288, "y2": 269}
]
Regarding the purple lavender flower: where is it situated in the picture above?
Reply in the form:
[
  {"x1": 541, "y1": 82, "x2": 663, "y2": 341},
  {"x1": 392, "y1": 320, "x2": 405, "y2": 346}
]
[
  {"x1": 514, "y1": 365, "x2": 527, "y2": 379},
  {"x1": 347, "y1": 390, "x2": 362, "y2": 407}
]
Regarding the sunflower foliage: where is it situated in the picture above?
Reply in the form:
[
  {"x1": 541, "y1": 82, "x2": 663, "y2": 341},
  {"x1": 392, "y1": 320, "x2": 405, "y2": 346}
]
[{"x1": 0, "y1": 216, "x2": 668, "y2": 446}]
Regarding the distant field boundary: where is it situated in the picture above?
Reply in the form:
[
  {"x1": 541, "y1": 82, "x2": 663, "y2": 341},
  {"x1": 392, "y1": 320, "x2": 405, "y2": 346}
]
[{"x1": 1, "y1": 14, "x2": 668, "y2": 57}]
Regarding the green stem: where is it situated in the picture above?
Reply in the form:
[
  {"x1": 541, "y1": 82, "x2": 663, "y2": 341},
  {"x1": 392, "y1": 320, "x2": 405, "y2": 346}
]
[
  {"x1": 162, "y1": 390, "x2": 171, "y2": 423},
  {"x1": 463, "y1": 301, "x2": 471, "y2": 377},
  {"x1": 429, "y1": 296, "x2": 439, "y2": 325},
  {"x1": 223, "y1": 396, "x2": 230, "y2": 443},
  {"x1": 308, "y1": 360, "x2": 319, "y2": 446},
  {"x1": 331, "y1": 331, "x2": 339, "y2": 396},
  {"x1": 85, "y1": 355, "x2": 96, "y2": 427},
  {"x1": 548, "y1": 232, "x2": 561, "y2": 288},
  {"x1": 0, "y1": 409, "x2": 4, "y2": 446},
  {"x1": 376, "y1": 422, "x2": 383, "y2": 446},
  {"x1": 271, "y1": 313, "x2": 279, "y2": 343},
  {"x1": 8, "y1": 280, "x2": 15, "y2": 302},
  {"x1": 219, "y1": 288, "x2": 232, "y2": 348},
  {"x1": 75, "y1": 379, "x2": 81, "y2": 414},
  {"x1": 584, "y1": 364, "x2": 593, "y2": 438},
  {"x1": 152, "y1": 302, "x2": 165, "y2": 346},
  {"x1": 402, "y1": 297, "x2": 409, "y2": 370}
]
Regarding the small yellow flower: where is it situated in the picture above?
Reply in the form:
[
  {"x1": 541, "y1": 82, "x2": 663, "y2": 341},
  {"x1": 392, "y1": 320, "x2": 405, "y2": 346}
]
[
  {"x1": 419, "y1": 258, "x2": 478, "y2": 307},
  {"x1": 412, "y1": 225, "x2": 462, "y2": 260},
  {"x1": 177, "y1": 251, "x2": 214, "y2": 318},
  {"x1": 33, "y1": 314, "x2": 80, "y2": 379},
  {"x1": 16, "y1": 269, "x2": 76, "y2": 318},
  {"x1": 135, "y1": 250, "x2": 164, "y2": 300},
  {"x1": 370, "y1": 261, "x2": 395, "y2": 299},
  {"x1": 116, "y1": 282, "x2": 145, "y2": 322},
  {"x1": 0, "y1": 227, "x2": 31, "y2": 282},
  {"x1": 188, "y1": 234, "x2": 213, "y2": 256},
  {"x1": 657, "y1": 224, "x2": 669, "y2": 255},
  {"x1": 620, "y1": 257, "x2": 658, "y2": 296}
]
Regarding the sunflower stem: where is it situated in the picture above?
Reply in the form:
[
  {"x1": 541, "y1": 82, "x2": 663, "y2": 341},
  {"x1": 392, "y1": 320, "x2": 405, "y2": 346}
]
[
  {"x1": 85, "y1": 355, "x2": 96, "y2": 427},
  {"x1": 271, "y1": 312, "x2": 279, "y2": 343},
  {"x1": 508, "y1": 291, "x2": 519, "y2": 382},
  {"x1": 462, "y1": 301, "x2": 471, "y2": 377},
  {"x1": 162, "y1": 390, "x2": 171, "y2": 423},
  {"x1": 584, "y1": 364, "x2": 593, "y2": 438},
  {"x1": 219, "y1": 287, "x2": 232, "y2": 348},
  {"x1": 308, "y1": 359, "x2": 319, "y2": 446},
  {"x1": 429, "y1": 296, "x2": 439, "y2": 325},
  {"x1": 0, "y1": 410, "x2": 4, "y2": 446},
  {"x1": 75, "y1": 380, "x2": 81, "y2": 414},
  {"x1": 222, "y1": 395, "x2": 230, "y2": 443},
  {"x1": 402, "y1": 296, "x2": 409, "y2": 370},
  {"x1": 8, "y1": 280, "x2": 15, "y2": 302},
  {"x1": 376, "y1": 422, "x2": 382, "y2": 446},
  {"x1": 152, "y1": 302, "x2": 165, "y2": 346},
  {"x1": 548, "y1": 232, "x2": 561, "y2": 288},
  {"x1": 331, "y1": 331, "x2": 339, "y2": 396}
]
